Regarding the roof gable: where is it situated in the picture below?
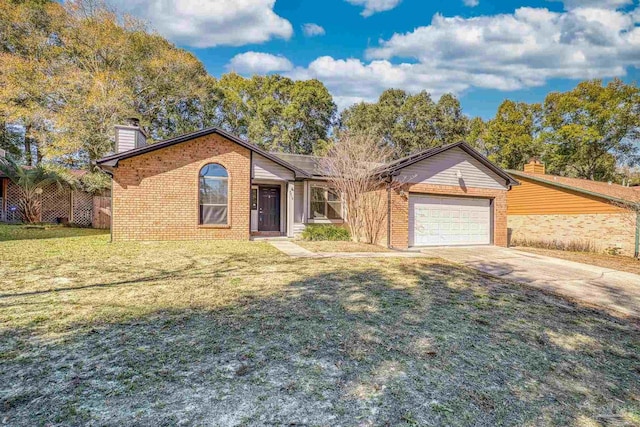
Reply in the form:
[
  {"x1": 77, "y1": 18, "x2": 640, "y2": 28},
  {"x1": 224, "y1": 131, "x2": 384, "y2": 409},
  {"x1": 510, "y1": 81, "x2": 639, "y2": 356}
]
[
  {"x1": 380, "y1": 141, "x2": 519, "y2": 187},
  {"x1": 97, "y1": 127, "x2": 310, "y2": 178},
  {"x1": 395, "y1": 146, "x2": 509, "y2": 190}
]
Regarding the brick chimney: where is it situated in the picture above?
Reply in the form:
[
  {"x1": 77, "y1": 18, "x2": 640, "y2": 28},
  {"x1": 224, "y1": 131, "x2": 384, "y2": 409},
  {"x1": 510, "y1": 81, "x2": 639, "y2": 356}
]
[
  {"x1": 524, "y1": 158, "x2": 545, "y2": 174},
  {"x1": 115, "y1": 118, "x2": 147, "y2": 153}
]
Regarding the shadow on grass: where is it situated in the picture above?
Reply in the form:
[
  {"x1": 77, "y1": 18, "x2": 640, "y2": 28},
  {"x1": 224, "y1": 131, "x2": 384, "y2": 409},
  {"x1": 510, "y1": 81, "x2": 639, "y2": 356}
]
[
  {"x1": 458, "y1": 256, "x2": 640, "y2": 319},
  {"x1": 1, "y1": 261, "x2": 639, "y2": 426}
]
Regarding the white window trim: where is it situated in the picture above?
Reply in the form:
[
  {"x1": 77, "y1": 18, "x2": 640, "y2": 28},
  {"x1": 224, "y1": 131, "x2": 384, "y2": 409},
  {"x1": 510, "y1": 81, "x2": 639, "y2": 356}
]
[
  {"x1": 307, "y1": 184, "x2": 344, "y2": 224},
  {"x1": 199, "y1": 172, "x2": 229, "y2": 225}
]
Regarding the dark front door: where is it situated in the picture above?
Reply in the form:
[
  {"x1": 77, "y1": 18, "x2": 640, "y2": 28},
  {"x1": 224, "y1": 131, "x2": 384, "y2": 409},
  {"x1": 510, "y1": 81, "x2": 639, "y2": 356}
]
[{"x1": 258, "y1": 187, "x2": 280, "y2": 232}]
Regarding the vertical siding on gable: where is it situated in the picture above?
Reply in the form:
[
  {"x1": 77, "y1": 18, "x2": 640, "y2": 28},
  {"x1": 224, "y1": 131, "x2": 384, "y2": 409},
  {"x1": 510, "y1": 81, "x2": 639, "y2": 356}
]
[
  {"x1": 252, "y1": 154, "x2": 294, "y2": 181},
  {"x1": 396, "y1": 147, "x2": 507, "y2": 190}
]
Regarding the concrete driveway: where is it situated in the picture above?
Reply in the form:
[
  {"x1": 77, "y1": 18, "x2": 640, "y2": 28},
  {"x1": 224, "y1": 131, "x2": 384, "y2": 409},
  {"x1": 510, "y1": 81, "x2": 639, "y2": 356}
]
[{"x1": 420, "y1": 246, "x2": 640, "y2": 318}]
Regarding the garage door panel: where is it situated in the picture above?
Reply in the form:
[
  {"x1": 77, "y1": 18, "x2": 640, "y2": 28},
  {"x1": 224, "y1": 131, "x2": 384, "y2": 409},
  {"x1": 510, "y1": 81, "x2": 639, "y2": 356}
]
[{"x1": 410, "y1": 195, "x2": 491, "y2": 247}]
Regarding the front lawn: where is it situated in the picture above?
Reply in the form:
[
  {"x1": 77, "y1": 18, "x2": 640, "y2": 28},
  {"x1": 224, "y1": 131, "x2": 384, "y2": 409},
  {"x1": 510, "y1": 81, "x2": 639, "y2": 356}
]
[
  {"x1": 296, "y1": 240, "x2": 392, "y2": 253},
  {"x1": 1, "y1": 224, "x2": 638, "y2": 426},
  {"x1": 0, "y1": 223, "x2": 108, "y2": 241}
]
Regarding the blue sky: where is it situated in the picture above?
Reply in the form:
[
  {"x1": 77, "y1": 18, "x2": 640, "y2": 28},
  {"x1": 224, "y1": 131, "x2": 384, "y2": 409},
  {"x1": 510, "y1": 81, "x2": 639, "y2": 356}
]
[{"x1": 110, "y1": 0, "x2": 640, "y2": 119}]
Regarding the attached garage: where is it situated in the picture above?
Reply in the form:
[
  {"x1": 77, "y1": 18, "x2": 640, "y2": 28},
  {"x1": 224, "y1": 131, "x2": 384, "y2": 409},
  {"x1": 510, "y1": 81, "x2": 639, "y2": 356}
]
[
  {"x1": 409, "y1": 195, "x2": 492, "y2": 247},
  {"x1": 379, "y1": 142, "x2": 519, "y2": 249}
]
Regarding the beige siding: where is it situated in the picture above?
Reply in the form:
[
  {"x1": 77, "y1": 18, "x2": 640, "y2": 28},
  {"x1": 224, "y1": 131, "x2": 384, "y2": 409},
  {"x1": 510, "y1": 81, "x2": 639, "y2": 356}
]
[
  {"x1": 116, "y1": 128, "x2": 136, "y2": 153},
  {"x1": 397, "y1": 147, "x2": 507, "y2": 190},
  {"x1": 294, "y1": 181, "x2": 304, "y2": 223},
  {"x1": 252, "y1": 154, "x2": 294, "y2": 181}
]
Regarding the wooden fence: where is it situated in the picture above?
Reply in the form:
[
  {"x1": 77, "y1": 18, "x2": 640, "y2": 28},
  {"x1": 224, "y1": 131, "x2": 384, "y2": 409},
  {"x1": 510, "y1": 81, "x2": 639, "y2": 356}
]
[{"x1": 92, "y1": 196, "x2": 111, "y2": 229}]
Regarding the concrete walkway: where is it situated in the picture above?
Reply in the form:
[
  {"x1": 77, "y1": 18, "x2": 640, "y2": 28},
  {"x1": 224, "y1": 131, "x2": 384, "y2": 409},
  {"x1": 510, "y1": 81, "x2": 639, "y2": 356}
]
[
  {"x1": 268, "y1": 241, "x2": 427, "y2": 259},
  {"x1": 420, "y1": 246, "x2": 640, "y2": 318},
  {"x1": 268, "y1": 241, "x2": 318, "y2": 258}
]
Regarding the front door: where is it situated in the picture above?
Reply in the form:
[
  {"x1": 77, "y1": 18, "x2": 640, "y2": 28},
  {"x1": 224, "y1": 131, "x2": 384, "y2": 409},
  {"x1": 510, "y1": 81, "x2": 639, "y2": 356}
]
[{"x1": 258, "y1": 186, "x2": 280, "y2": 232}]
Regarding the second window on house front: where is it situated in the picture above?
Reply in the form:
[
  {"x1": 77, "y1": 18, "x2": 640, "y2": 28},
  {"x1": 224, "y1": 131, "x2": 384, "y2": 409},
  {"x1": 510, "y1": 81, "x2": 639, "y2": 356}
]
[{"x1": 311, "y1": 185, "x2": 342, "y2": 220}]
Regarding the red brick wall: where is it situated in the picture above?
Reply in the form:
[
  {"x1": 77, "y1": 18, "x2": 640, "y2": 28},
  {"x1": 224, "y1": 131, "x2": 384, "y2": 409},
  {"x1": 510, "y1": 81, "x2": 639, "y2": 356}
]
[
  {"x1": 111, "y1": 133, "x2": 251, "y2": 241},
  {"x1": 389, "y1": 183, "x2": 508, "y2": 249}
]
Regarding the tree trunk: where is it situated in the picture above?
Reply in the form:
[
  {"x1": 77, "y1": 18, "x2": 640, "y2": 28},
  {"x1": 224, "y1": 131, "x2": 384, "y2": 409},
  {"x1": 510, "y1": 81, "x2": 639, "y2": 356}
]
[{"x1": 24, "y1": 132, "x2": 33, "y2": 166}]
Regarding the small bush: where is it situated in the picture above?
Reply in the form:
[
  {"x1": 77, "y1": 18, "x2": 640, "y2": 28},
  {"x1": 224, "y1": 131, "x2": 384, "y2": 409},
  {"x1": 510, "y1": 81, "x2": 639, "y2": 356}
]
[{"x1": 301, "y1": 224, "x2": 351, "y2": 241}]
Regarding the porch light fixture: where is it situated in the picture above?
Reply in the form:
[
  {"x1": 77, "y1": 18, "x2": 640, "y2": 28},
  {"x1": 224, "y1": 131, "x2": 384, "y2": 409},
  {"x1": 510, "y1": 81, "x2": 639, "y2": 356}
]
[{"x1": 456, "y1": 170, "x2": 463, "y2": 179}]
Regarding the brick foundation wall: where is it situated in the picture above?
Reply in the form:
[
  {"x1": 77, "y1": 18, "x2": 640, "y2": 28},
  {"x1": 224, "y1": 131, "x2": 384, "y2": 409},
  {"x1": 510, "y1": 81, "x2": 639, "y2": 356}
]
[
  {"x1": 390, "y1": 183, "x2": 508, "y2": 249},
  {"x1": 111, "y1": 133, "x2": 251, "y2": 241},
  {"x1": 508, "y1": 213, "x2": 636, "y2": 256}
]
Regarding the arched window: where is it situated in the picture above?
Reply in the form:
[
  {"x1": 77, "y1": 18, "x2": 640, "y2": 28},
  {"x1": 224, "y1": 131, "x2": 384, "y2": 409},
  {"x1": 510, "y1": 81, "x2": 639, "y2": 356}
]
[{"x1": 199, "y1": 164, "x2": 228, "y2": 225}]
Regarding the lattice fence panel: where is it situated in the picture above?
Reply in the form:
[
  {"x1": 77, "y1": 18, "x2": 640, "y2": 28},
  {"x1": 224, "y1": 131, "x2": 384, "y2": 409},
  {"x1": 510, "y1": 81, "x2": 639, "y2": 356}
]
[
  {"x1": 41, "y1": 184, "x2": 71, "y2": 223},
  {"x1": 73, "y1": 190, "x2": 94, "y2": 226},
  {"x1": 5, "y1": 181, "x2": 25, "y2": 222}
]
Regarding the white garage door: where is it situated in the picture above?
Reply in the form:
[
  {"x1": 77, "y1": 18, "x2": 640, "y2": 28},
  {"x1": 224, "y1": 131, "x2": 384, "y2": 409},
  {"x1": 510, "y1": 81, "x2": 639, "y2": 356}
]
[{"x1": 410, "y1": 195, "x2": 491, "y2": 247}]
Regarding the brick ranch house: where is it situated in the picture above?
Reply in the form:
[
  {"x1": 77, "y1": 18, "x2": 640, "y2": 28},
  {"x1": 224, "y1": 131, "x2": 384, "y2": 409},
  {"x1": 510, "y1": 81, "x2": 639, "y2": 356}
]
[
  {"x1": 507, "y1": 159, "x2": 640, "y2": 257},
  {"x1": 96, "y1": 123, "x2": 518, "y2": 249}
]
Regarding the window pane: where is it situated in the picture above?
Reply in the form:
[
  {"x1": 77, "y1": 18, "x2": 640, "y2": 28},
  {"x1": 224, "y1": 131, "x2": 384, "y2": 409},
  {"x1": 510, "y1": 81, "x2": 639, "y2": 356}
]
[
  {"x1": 327, "y1": 201, "x2": 342, "y2": 219},
  {"x1": 328, "y1": 189, "x2": 340, "y2": 201},
  {"x1": 200, "y1": 205, "x2": 227, "y2": 225},
  {"x1": 200, "y1": 178, "x2": 228, "y2": 205},
  {"x1": 311, "y1": 187, "x2": 326, "y2": 202},
  {"x1": 200, "y1": 164, "x2": 228, "y2": 178},
  {"x1": 311, "y1": 202, "x2": 325, "y2": 219}
]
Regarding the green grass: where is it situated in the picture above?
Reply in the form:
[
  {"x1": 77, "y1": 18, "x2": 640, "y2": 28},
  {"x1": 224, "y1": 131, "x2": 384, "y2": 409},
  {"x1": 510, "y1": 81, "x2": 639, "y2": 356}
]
[
  {"x1": 0, "y1": 223, "x2": 108, "y2": 241},
  {"x1": 0, "y1": 224, "x2": 639, "y2": 426}
]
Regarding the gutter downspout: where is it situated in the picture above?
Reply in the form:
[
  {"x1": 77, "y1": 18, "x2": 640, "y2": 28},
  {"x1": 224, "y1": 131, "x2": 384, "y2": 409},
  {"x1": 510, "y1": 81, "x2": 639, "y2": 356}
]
[
  {"x1": 635, "y1": 211, "x2": 639, "y2": 259},
  {"x1": 386, "y1": 177, "x2": 392, "y2": 249},
  {"x1": 110, "y1": 177, "x2": 113, "y2": 243}
]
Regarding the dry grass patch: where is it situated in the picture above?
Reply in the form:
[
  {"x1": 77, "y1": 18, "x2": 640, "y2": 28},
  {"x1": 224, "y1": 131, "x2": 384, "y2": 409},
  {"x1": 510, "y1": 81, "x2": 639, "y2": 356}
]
[
  {"x1": 1, "y1": 225, "x2": 639, "y2": 426},
  {"x1": 296, "y1": 240, "x2": 391, "y2": 253}
]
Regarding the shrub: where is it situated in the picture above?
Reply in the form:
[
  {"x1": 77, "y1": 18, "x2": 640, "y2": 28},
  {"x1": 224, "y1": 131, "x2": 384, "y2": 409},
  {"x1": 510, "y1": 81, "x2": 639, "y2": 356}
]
[{"x1": 301, "y1": 224, "x2": 351, "y2": 241}]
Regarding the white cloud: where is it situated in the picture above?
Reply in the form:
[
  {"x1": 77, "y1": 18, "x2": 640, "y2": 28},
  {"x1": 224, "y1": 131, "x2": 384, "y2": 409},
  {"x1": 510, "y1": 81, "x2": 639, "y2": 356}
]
[
  {"x1": 288, "y1": 5, "x2": 640, "y2": 110},
  {"x1": 560, "y1": 0, "x2": 633, "y2": 10},
  {"x1": 463, "y1": 0, "x2": 479, "y2": 7},
  {"x1": 227, "y1": 52, "x2": 293, "y2": 74},
  {"x1": 302, "y1": 23, "x2": 326, "y2": 37},
  {"x1": 345, "y1": 0, "x2": 402, "y2": 17},
  {"x1": 287, "y1": 56, "x2": 524, "y2": 110},
  {"x1": 107, "y1": 0, "x2": 293, "y2": 48}
]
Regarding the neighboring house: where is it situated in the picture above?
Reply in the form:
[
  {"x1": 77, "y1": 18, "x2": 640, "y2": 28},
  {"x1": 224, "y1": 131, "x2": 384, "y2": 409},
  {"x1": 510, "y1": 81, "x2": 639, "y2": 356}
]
[
  {"x1": 507, "y1": 160, "x2": 639, "y2": 257},
  {"x1": 97, "y1": 123, "x2": 518, "y2": 248}
]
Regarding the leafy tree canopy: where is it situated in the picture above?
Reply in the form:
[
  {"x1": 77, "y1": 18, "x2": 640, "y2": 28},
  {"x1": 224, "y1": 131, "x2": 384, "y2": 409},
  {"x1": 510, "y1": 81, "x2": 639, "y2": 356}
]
[{"x1": 340, "y1": 89, "x2": 469, "y2": 157}]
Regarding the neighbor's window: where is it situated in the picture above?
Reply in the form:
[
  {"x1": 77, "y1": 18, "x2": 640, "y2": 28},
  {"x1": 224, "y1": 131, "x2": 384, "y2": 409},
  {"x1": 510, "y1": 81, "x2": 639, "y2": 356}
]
[
  {"x1": 199, "y1": 164, "x2": 228, "y2": 225},
  {"x1": 311, "y1": 185, "x2": 342, "y2": 220}
]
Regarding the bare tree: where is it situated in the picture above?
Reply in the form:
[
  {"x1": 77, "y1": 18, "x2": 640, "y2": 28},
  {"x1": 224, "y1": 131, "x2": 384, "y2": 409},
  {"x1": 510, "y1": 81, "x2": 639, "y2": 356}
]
[{"x1": 319, "y1": 132, "x2": 400, "y2": 244}]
